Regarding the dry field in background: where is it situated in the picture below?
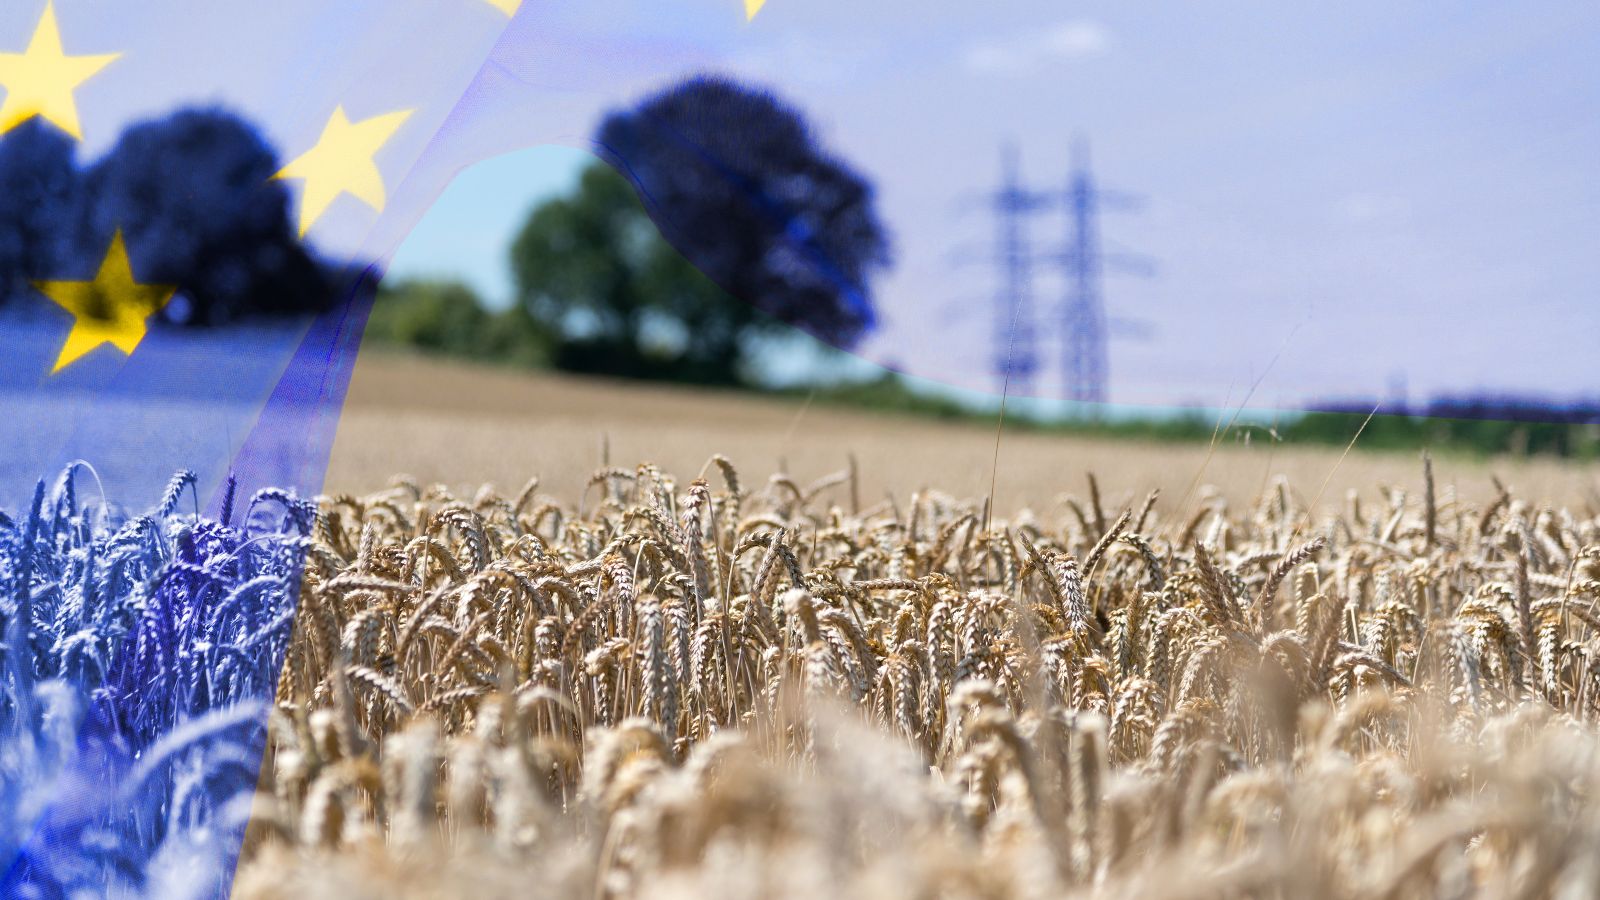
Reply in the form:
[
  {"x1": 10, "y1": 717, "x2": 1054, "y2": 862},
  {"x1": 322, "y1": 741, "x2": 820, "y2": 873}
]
[{"x1": 329, "y1": 351, "x2": 1594, "y2": 510}]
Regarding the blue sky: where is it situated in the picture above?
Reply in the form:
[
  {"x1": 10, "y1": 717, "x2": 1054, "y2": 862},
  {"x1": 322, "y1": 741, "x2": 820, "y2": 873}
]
[
  {"x1": 376, "y1": 1, "x2": 1596, "y2": 411},
  {"x1": 388, "y1": 145, "x2": 587, "y2": 309}
]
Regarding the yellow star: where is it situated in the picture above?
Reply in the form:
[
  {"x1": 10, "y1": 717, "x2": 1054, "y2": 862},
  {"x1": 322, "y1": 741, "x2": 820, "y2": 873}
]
[
  {"x1": 745, "y1": 0, "x2": 767, "y2": 20},
  {"x1": 274, "y1": 105, "x2": 413, "y2": 237},
  {"x1": 482, "y1": 0, "x2": 521, "y2": 14},
  {"x1": 34, "y1": 231, "x2": 174, "y2": 374},
  {"x1": 0, "y1": 2, "x2": 120, "y2": 140}
]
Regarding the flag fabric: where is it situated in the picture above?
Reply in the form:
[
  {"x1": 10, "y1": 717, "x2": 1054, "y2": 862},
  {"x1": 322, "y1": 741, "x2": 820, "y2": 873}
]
[
  {"x1": 0, "y1": 2, "x2": 667, "y2": 893},
  {"x1": 0, "y1": 1, "x2": 524, "y2": 508}
]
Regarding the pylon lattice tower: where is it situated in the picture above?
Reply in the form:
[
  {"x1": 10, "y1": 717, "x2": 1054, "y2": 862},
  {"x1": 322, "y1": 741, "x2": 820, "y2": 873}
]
[
  {"x1": 988, "y1": 144, "x2": 1049, "y2": 395},
  {"x1": 1050, "y1": 138, "x2": 1151, "y2": 408},
  {"x1": 971, "y1": 140, "x2": 1148, "y2": 404},
  {"x1": 1062, "y1": 141, "x2": 1109, "y2": 404}
]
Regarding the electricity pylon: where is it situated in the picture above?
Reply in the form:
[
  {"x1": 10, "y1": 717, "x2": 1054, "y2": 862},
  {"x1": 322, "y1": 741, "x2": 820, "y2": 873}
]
[
  {"x1": 956, "y1": 140, "x2": 1151, "y2": 402},
  {"x1": 984, "y1": 144, "x2": 1052, "y2": 394},
  {"x1": 1053, "y1": 137, "x2": 1153, "y2": 406}
]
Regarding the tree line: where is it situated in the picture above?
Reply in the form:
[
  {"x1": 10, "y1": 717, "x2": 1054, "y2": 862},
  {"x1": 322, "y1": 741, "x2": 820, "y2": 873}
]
[
  {"x1": 0, "y1": 110, "x2": 333, "y2": 325},
  {"x1": 367, "y1": 76, "x2": 890, "y2": 388}
]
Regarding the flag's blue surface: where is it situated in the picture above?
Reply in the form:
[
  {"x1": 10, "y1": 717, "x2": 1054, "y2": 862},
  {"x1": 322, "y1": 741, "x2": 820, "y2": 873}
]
[
  {"x1": 0, "y1": 2, "x2": 548, "y2": 894},
  {"x1": 0, "y1": 2, "x2": 524, "y2": 508}
]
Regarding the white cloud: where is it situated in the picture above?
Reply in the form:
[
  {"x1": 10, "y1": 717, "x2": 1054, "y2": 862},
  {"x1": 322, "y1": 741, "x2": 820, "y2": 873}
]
[{"x1": 963, "y1": 21, "x2": 1110, "y2": 76}]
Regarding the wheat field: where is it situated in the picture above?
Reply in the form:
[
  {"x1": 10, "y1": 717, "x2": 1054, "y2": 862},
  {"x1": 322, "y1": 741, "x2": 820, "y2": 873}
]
[
  {"x1": 328, "y1": 352, "x2": 1596, "y2": 512},
  {"x1": 225, "y1": 365, "x2": 1600, "y2": 897}
]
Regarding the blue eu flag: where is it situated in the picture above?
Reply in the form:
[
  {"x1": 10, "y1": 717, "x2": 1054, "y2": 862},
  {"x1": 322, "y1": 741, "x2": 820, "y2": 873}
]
[{"x1": 0, "y1": 2, "x2": 588, "y2": 893}]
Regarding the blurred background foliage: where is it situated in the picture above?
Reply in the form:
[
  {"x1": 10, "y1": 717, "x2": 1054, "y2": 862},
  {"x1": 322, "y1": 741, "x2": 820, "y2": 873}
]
[
  {"x1": 508, "y1": 160, "x2": 776, "y2": 385},
  {"x1": 0, "y1": 109, "x2": 334, "y2": 325},
  {"x1": 366, "y1": 278, "x2": 549, "y2": 367},
  {"x1": 374, "y1": 77, "x2": 890, "y2": 389}
]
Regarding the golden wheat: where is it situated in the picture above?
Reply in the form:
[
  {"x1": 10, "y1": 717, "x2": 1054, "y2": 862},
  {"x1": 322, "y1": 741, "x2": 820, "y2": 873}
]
[{"x1": 234, "y1": 457, "x2": 1600, "y2": 899}]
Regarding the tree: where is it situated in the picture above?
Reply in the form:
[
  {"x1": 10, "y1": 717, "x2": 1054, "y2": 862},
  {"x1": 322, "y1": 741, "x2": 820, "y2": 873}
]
[
  {"x1": 367, "y1": 279, "x2": 492, "y2": 354},
  {"x1": 510, "y1": 162, "x2": 763, "y2": 383},
  {"x1": 73, "y1": 107, "x2": 331, "y2": 325},
  {"x1": 0, "y1": 119, "x2": 80, "y2": 305},
  {"x1": 511, "y1": 76, "x2": 890, "y2": 385},
  {"x1": 366, "y1": 278, "x2": 549, "y2": 366}
]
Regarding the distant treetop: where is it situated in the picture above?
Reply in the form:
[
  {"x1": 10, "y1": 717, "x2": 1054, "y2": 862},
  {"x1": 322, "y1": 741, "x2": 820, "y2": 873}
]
[
  {"x1": 0, "y1": 108, "x2": 336, "y2": 325},
  {"x1": 594, "y1": 75, "x2": 891, "y2": 350}
]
